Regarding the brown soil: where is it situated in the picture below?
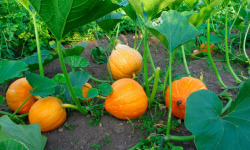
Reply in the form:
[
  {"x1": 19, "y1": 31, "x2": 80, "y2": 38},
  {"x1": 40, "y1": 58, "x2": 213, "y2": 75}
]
[{"x1": 0, "y1": 34, "x2": 248, "y2": 150}]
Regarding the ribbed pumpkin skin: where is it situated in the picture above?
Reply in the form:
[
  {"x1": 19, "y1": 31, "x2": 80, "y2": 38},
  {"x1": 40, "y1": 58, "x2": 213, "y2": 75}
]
[
  {"x1": 6, "y1": 78, "x2": 36, "y2": 114},
  {"x1": 165, "y1": 77, "x2": 208, "y2": 119},
  {"x1": 82, "y1": 83, "x2": 92, "y2": 102},
  {"x1": 105, "y1": 78, "x2": 148, "y2": 120},
  {"x1": 29, "y1": 96, "x2": 66, "y2": 132},
  {"x1": 107, "y1": 44, "x2": 142, "y2": 79}
]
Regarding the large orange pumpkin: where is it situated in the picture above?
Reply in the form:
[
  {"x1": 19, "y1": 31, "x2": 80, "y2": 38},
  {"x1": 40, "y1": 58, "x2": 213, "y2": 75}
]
[
  {"x1": 82, "y1": 83, "x2": 92, "y2": 102},
  {"x1": 29, "y1": 96, "x2": 66, "y2": 132},
  {"x1": 165, "y1": 77, "x2": 208, "y2": 119},
  {"x1": 6, "y1": 78, "x2": 36, "y2": 114},
  {"x1": 107, "y1": 44, "x2": 142, "y2": 79},
  {"x1": 105, "y1": 78, "x2": 148, "y2": 120}
]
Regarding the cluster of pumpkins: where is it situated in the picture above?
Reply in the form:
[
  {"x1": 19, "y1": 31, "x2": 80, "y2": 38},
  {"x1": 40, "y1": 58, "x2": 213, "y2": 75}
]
[{"x1": 5, "y1": 44, "x2": 207, "y2": 132}]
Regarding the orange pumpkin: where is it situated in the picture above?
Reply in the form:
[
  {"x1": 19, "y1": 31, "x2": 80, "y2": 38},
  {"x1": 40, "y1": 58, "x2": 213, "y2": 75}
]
[
  {"x1": 200, "y1": 42, "x2": 215, "y2": 53},
  {"x1": 107, "y1": 44, "x2": 142, "y2": 79},
  {"x1": 165, "y1": 77, "x2": 208, "y2": 119},
  {"x1": 82, "y1": 83, "x2": 92, "y2": 102},
  {"x1": 29, "y1": 96, "x2": 66, "y2": 132},
  {"x1": 105, "y1": 78, "x2": 148, "y2": 120},
  {"x1": 6, "y1": 78, "x2": 36, "y2": 114}
]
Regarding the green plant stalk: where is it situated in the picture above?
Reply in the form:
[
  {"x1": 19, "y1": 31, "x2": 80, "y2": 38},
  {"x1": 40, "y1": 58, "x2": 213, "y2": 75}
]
[
  {"x1": 134, "y1": 23, "x2": 137, "y2": 49},
  {"x1": 136, "y1": 35, "x2": 144, "y2": 51},
  {"x1": 32, "y1": 14, "x2": 44, "y2": 76},
  {"x1": 206, "y1": 19, "x2": 227, "y2": 88},
  {"x1": 225, "y1": 6, "x2": 242, "y2": 83},
  {"x1": 243, "y1": 23, "x2": 250, "y2": 63},
  {"x1": 229, "y1": 5, "x2": 242, "y2": 32},
  {"x1": 166, "y1": 135, "x2": 194, "y2": 142},
  {"x1": 221, "y1": 97, "x2": 233, "y2": 114},
  {"x1": 181, "y1": 45, "x2": 191, "y2": 76},
  {"x1": 0, "y1": 111, "x2": 28, "y2": 118},
  {"x1": 146, "y1": 42, "x2": 156, "y2": 73},
  {"x1": 96, "y1": 95, "x2": 106, "y2": 100},
  {"x1": 149, "y1": 67, "x2": 160, "y2": 104},
  {"x1": 90, "y1": 76, "x2": 110, "y2": 83},
  {"x1": 166, "y1": 52, "x2": 173, "y2": 136},
  {"x1": 163, "y1": 50, "x2": 177, "y2": 96},
  {"x1": 10, "y1": 94, "x2": 32, "y2": 118},
  {"x1": 62, "y1": 103, "x2": 78, "y2": 110},
  {"x1": 143, "y1": 73, "x2": 155, "y2": 87},
  {"x1": 57, "y1": 41, "x2": 87, "y2": 115},
  {"x1": 143, "y1": 29, "x2": 150, "y2": 96}
]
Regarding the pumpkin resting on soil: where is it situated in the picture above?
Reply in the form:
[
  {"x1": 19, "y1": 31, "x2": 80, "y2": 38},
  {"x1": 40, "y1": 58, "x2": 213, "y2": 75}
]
[
  {"x1": 165, "y1": 77, "x2": 208, "y2": 119},
  {"x1": 107, "y1": 44, "x2": 142, "y2": 79},
  {"x1": 105, "y1": 78, "x2": 148, "y2": 120},
  {"x1": 82, "y1": 83, "x2": 92, "y2": 102},
  {"x1": 29, "y1": 96, "x2": 66, "y2": 132},
  {"x1": 6, "y1": 77, "x2": 36, "y2": 114}
]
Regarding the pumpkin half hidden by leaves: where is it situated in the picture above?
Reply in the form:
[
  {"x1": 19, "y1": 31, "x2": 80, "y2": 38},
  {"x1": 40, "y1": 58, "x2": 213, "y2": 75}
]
[
  {"x1": 200, "y1": 42, "x2": 215, "y2": 53},
  {"x1": 165, "y1": 77, "x2": 208, "y2": 120},
  {"x1": 6, "y1": 77, "x2": 36, "y2": 114},
  {"x1": 105, "y1": 78, "x2": 148, "y2": 120},
  {"x1": 107, "y1": 44, "x2": 142, "y2": 79},
  {"x1": 29, "y1": 96, "x2": 66, "y2": 132},
  {"x1": 82, "y1": 82, "x2": 92, "y2": 102}
]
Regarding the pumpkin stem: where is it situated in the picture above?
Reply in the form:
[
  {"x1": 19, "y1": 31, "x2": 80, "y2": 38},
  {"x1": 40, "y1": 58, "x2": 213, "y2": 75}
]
[
  {"x1": 132, "y1": 72, "x2": 136, "y2": 79},
  {"x1": 96, "y1": 95, "x2": 106, "y2": 100},
  {"x1": 177, "y1": 100, "x2": 182, "y2": 106}
]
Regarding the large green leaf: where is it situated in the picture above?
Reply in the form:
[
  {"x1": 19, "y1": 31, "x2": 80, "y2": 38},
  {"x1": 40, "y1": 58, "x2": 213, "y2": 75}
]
[
  {"x1": 64, "y1": 56, "x2": 89, "y2": 70},
  {"x1": 123, "y1": 4, "x2": 137, "y2": 22},
  {"x1": 185, "y1": 79, "x2": 250, "y2": 150},
  {"x1": 96, "y1": 12, "x2": 123, "y2": 34},
  {"x1": 128, "y1": 0, "x2": 175, "y2": 20},
  {"x1": 28, "y1": 0, "x2": 122, "y2": 40},
  {"x1": 0, "y1": 115, "x2": 47, "y2": 150},
  {"x1": 146, "y1": 10, "x2": 201, "y2": 52},
  {"x1": 184, "y1": 0, "x2": 199, "y2": 8},
  {"x1": 17, "y1": 0, "x2": 31, "y2": 13},
  {"x1": 26, "y1": 71, "x2": 57, "y2": 97},
  {"x1": 73, "y1": 87, "x2": 99, "y2": 100},
  {"x1": 97, "y1": 83, "x2": 113, "y2": 96},
  {"x1": 0, "y1": 61, "x2": 28, "y2": 84},
  {"x1": 168, "y1": 0, "x2": 184, "y2": 10}
]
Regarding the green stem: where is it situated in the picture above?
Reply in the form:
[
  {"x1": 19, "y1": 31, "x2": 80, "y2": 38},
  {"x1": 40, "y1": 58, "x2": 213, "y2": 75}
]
[
  {"x1": 181, "y1": 45, "x2": 191, "y2": 77},
  {"x1": 57, "y1": 40, "x2": 87, "y2": 115},
  {"x1": 90, "y1": 76, "x2": 110, "y2": 83},
  {"x1": 243, "y1": 23, "x2": 250, "y2": 63},
  {"x1": 143, "y1": 29, "x2": 150, "y2": 97},
  {"x1": 32, "y1": 14, "x2": 44, "y2": 76},
  {"x1": 61, "y1": 103, "x2": 78, "y2": 110},
  {"x1": 136, "y1": 35, "x2": 144, "y2": 51},
  {"x1": 0, "y1": 110, "x2": 12, "y2": 116},
  {"x1": 229, "y1": 5, "x2": 242, "y2": 32},
  {"x1": 149, "y1": 67, "x2": 160, "y2": 104},
  {"x1": 134, "y1": 23, "x2": 137, "y2": 49},
  {"x1": 163, "y1": 50, "x2": 177, "y2": 96},
  {"x1": 221, "y1": 97, "x2": 233, "y2": 114},
  {"x1": 225, "y1": 6, "x2": 242, "y2": 83},
  {"x1": 166, "y1": 52, "x2": 173, "y2": 136},
  {"x1": 0, "y1": 111, "x2": 28, "y2": 118},
  {"x1": 10, "y1": 94, "x2": 32, "y2": 118},
  {"x1": 96, "y1": 95, "x2": 106, "y2": 100},
  {"x1": 166, "y1": 135, "x2": 194, "y2": 142},
  {"x1": 207, "y1": 19, "x2": 227, "y2": 89},
  {"x1": 143, "y1": 73, "x2": 155, "y2": 87}
]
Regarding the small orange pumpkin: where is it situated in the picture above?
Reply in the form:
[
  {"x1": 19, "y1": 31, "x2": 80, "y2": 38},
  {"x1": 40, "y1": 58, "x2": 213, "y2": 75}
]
[
  {"x1": 107, "y1": 44, "x2": 142, "y2": 79},
  {"x1": 6, "y1": 78, "x2": 36, "y2": 114},
  {"x1": 200, "y1": 42, "x2": 215, "y2": 53},
  {"x1": 105, "y1": 78, "x2": 148, "y2": 120},
  {"x1": 165, "y1": 77, "x2": 208, "y2": 119},
  {"x1": 29, "y1": 96, "x2": 66, "y2": 132},
  {"x1": 82, "y1": 83, "x2": 92, "y2": 102}
]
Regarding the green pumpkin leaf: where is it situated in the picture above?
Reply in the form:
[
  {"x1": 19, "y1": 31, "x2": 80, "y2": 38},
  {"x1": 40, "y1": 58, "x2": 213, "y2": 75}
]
[
  {"x1": 90, "y1": 47, "x2": 107, "y2": 64},
  {"x1": 0, "y1": 60, "x2": 28, "y2": 84},
  {"x1": 26, "y1": 71, "x2": 56, "y2": 97},
  {"x1": 185, "y1": 78, "x2": 250, "y2": 150},
  {"x1": 96, "y1": 12, "x2": 123, "y2": 34},
  {"x1": 64, "y1": 56, "x2": 89, "y2": 70},
  {"x1": 128, "y1": 0, "x2": 175, "y2": 20},
  {"x1": 168, "y1": 0, "x2": 184, "y2": 10},
  {"x1": 97, "y1": 83, "x2": 113, "y2": 96},
  {"x1": 200, "y1": 34, "x2": 221, "y2": 43},
  {"x1": 123, "y1": 4, "x2": 137, "y2": 22},
  {"x1": 73, "y1": 87, "x2": 98, "y2": 99},
  {"x1": 184, "y1": 0, "x2": 199, "y2": 8},
  {"x1": 28, "y1": 0, "x2": 122, "y2": 40},
  {"x1": 17, "y1": 0, "x2": 31, "y2": 13},
  {"x1": 0, "y1": 115, "x2": 47, "y2": 150},
  {"x1": 146, "y1": 10, "x2": 201, "y2": 52}
]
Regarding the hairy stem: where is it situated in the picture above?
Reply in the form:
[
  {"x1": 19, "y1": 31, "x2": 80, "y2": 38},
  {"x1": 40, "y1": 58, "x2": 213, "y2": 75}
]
[
  {"x1": 57, "y1": 40, "x2": 87, "y2": 115},
  {"x1": 32, "y1": 14, "x2": 44, "y2": 76}
]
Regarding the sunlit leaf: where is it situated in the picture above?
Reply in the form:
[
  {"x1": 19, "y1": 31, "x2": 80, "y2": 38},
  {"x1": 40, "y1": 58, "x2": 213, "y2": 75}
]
[
  {"x1": 96, "y1": 12, "x2": 123, "y2": 33},
  {"x1": 0, "y1": 61, "x2": 28, "y2": 84},
  {"x1": 28, "y1": 0, "x2": 122, "y2": 40},
  {"x1": 146, "y1": 10, "x2": 201, "y2": 52},
  {"x1": 64, "y1": 56, "x2": 89, "y2": 70}
]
